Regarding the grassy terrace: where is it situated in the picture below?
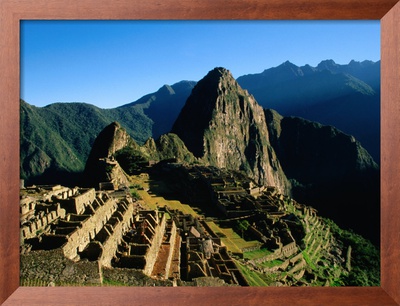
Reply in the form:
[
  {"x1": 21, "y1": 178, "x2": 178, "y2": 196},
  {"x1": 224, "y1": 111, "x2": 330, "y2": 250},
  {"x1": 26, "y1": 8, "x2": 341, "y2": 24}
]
[
  {"x1": 205, "y1": 221, "x2": 261, "y2": 255},
  {"x1": 130, "y1": 174, "x2": 199, "y2": 216},
  {"x1": 137, "y1": 189, "x2": 199, "y2": 217},
  {"x1": 130, "y1": 173, "x2": 261, "y2": 255},
  {"x1": 235, "y1": 261, "x2": 269, "y2": 286},
  {"x1": 243, "y1": 248, "x2": 273, "y2": 260},
  {"x1": 138, "y1": 186, "x2": 260, "y2": 255}
]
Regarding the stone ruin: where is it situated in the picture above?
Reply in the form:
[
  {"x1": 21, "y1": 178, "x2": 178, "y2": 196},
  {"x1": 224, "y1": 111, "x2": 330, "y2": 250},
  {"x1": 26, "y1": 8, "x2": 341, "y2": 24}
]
[
  {"x1": 152, "y1": 163, "x2": 348, "y2": 286},
  {"x1": 20, "y1": 182, "x2": 247, "y2": 286},
  {"x1": 20, "y1": 163, "x2": 349, "y2": 287}
]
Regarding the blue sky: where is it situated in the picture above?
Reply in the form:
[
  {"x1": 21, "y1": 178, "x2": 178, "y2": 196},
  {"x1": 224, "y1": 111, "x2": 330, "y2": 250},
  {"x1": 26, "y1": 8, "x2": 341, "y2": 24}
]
[{"x1": 20, "y1": 20, "x2": 380, "y2": 109}]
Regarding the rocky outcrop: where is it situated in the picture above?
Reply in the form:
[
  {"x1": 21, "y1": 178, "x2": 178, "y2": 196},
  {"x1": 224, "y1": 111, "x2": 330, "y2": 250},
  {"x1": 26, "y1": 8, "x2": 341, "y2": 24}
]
[
  {"x1": 172, "y1": 67, "x2": 291, "y2": 195},
  {"x1": 84, "y1": 122, "x2": 197, "y2": 188},
  {"x1": 85, "y1": 122, "x2": 139, "y2": 161},
  {"x1": 83, "y1": 122, "x2": 138, "y2": 188},
  {"x1": 141, "y1": 133, "x2": 197, "y2": 164}
]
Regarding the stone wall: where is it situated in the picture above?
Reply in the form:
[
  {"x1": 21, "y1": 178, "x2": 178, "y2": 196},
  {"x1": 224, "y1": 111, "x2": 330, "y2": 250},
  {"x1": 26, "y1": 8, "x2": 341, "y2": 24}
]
[
  {"x1": 20, "y1": 196, "x2": 36, "y2": 218},
  {"x1": 20, "y1": 248, "x2": 101, "y2": 285},
  {"x1": 163, "y1": 219, "x2": 178, "y2": 279},
  {"x1": 61, "y1": 194, "x2": 117, "y2": 259},
  {"x1": 20, "y1": 203, "x2": 66, "y2": 242},
  {"x1": 143, "y1": 212, "x2": 167, "y2": 275},
  {"x1": 98, "y1": 201, "x2": 135, "y2": 267},
  {"x1": 59, "y1": 188, "x2": 96, "y2": 214}
]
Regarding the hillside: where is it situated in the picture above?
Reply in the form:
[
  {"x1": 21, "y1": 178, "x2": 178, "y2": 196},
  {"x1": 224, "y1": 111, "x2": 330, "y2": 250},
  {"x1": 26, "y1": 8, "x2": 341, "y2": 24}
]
[
  {"x1": 20, "y1": 99, "x2": 153, "y2": 185},
  {"x1": 265, "y1": 109, "x2": 379, "y2": 244},
  {"x1": 20, "y1": 81, "x2": 195, "y2": 185},
  {"x1": 237, "y1": 60, "x2": 380, "y2": 162},
  {"x1": 119, "y1": 81, "x2": 196, "y2": 139}
]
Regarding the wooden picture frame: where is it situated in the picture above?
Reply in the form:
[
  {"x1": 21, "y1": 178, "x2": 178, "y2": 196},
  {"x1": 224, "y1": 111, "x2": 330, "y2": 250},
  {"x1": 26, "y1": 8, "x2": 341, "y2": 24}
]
[{"x1": 1, "y1": 0, "x2": 399, "y2": 305}]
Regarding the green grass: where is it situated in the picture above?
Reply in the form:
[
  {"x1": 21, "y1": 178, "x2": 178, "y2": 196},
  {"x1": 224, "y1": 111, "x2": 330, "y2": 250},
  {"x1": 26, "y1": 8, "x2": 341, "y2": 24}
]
[
  {"x1": 235, "y1": 261, "x2": 268, "y2": 286},
  {"x1": 102, "y1": 278, "x2": 128, "y2": 286},
  {"x1": 205, "y1": 222, "x2": 260, "y2": 254},
  {"x1": 244, "y1": 248, "x2": 273, "y2": 260},
  {"x1": 260, "y1": 259, "x2": 283, "y2": 268},
  {"x1": 130, "y1": 188, "x2": 142, "y2": 200},
  {"x1": 302, "y1": 250, "x2": 317, "y2": 270}
]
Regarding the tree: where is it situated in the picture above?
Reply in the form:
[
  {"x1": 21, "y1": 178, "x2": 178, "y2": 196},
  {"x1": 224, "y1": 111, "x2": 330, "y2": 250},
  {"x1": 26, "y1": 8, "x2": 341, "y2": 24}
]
[{"x1": 236, "y1": 219, "x2": 250, "y2": 239}]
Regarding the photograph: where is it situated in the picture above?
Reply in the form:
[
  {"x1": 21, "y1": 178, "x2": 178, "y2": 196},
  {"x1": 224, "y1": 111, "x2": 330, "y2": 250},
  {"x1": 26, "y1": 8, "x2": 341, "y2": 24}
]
[
  {"x1": 1, "y1": 1, "x2": 400, "y2": 305},
  {"x1": 19, "y1": 20, "x2": 381, "y2": 288}
]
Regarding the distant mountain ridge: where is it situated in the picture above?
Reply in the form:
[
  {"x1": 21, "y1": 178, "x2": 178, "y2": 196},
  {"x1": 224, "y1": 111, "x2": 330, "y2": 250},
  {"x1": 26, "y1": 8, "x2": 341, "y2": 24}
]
[
  {"x1": 236, "y1": 60, "x2": 380, "y2": 162},
  {"x1": 20, "y1": 59, "x2": 380, "y2": 185},
  {"x1": 118, "y1": 81, "x2": 196, "y2": 140}
]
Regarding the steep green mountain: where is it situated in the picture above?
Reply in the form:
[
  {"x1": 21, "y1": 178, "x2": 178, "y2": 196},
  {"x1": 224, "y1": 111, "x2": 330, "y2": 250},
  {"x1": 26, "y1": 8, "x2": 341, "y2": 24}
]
[
  {"x1": 171, "y1": 67, "x2": 291, "y2": 195},
  {"x1": 236, "y1": 60, "x2": 380, "y2": 162},
  {"x1": 171, "y1": 67, "x2": 378, "y2": 244},
  {"x1": 20, "y1": 81, "x2": 195, "y2": 185},
  {"x1": 20, "y1": 99, "x2": 152, "y2": 185},
  {"x1": 119, "y1": 81, "x2": 196, "y2": 140},
  {"x1": 265, "y1": 109, "x2": 379, "y2": 244}
]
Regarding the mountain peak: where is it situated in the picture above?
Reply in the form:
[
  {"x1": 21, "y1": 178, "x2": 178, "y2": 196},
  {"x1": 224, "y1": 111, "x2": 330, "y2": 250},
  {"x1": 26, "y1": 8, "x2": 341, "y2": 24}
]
[
  {"x1": 86, "y1": 121, "x2": 138, "y2": 161},
  {"x1": 282, "y1": 60, "x2": 296, "y2": 67},
  {"x1": 209, "y1": 66, "x2": 231, "y2": 75},
  {"x1": 172, "y1": 68, "x2": 291, "y2": 193},
  {"x1": 203, "y1": 67, "x2": 233, "y2": 83},
  {"x1": 157, "y1": 84, "x2": 175, "y2": 96},
  {"x1": 317, "y1": 59, "x2": 337, "y2": 70}
]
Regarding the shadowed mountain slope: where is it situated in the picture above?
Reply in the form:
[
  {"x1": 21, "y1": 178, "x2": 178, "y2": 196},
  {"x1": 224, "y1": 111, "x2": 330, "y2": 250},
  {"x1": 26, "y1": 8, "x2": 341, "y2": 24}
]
[
  {"x1": 237, "y1": 60, "x2": 380, "y2": 162},
  {"x1": 119, "y1": 81, "x2": 196, "y2": 140},
  {"x1": 265, "y1": 109, "x2": 380, "y2": 244}
]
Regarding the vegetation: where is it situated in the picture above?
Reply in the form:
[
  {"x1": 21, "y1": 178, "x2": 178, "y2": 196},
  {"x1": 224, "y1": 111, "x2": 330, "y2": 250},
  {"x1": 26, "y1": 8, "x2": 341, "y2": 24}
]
[
  {"x1": 323, "y1": 218, "x2": 380, "y2": 286},
  {"x1": 20, "y1": 99, "x2": 152, "y2": 184},
  {"x1": 243, "y1": 248, "x2": 273, "y2": 260},
  {"x1": 114, "y1": 147, "x2": 148, "y2": 175},
  {"x1": 130, "y1": 189, "x2": 142, "y2": 200},
  {"x1": 235, "y1": 261, "x2": 268, "y2": 286},
  {"x1": 234, "y1": 219, "x2": 250, "y2": 238}
]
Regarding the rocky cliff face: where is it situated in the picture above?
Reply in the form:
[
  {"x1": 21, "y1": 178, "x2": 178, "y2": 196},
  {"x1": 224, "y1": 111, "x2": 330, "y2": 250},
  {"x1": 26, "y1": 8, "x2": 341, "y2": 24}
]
[
  {"x1": 83, "y1": 122, "x2": 137, "y2": 188},
  {"x1": 172, "y1": 67, "x2": 291, "y2": 194},
  {"x1": 141, "y1": 133, "x2": 197, "y2": 164},
  {"x1": 87, "y1": 122, "x2": 140, "y2": 161}
]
